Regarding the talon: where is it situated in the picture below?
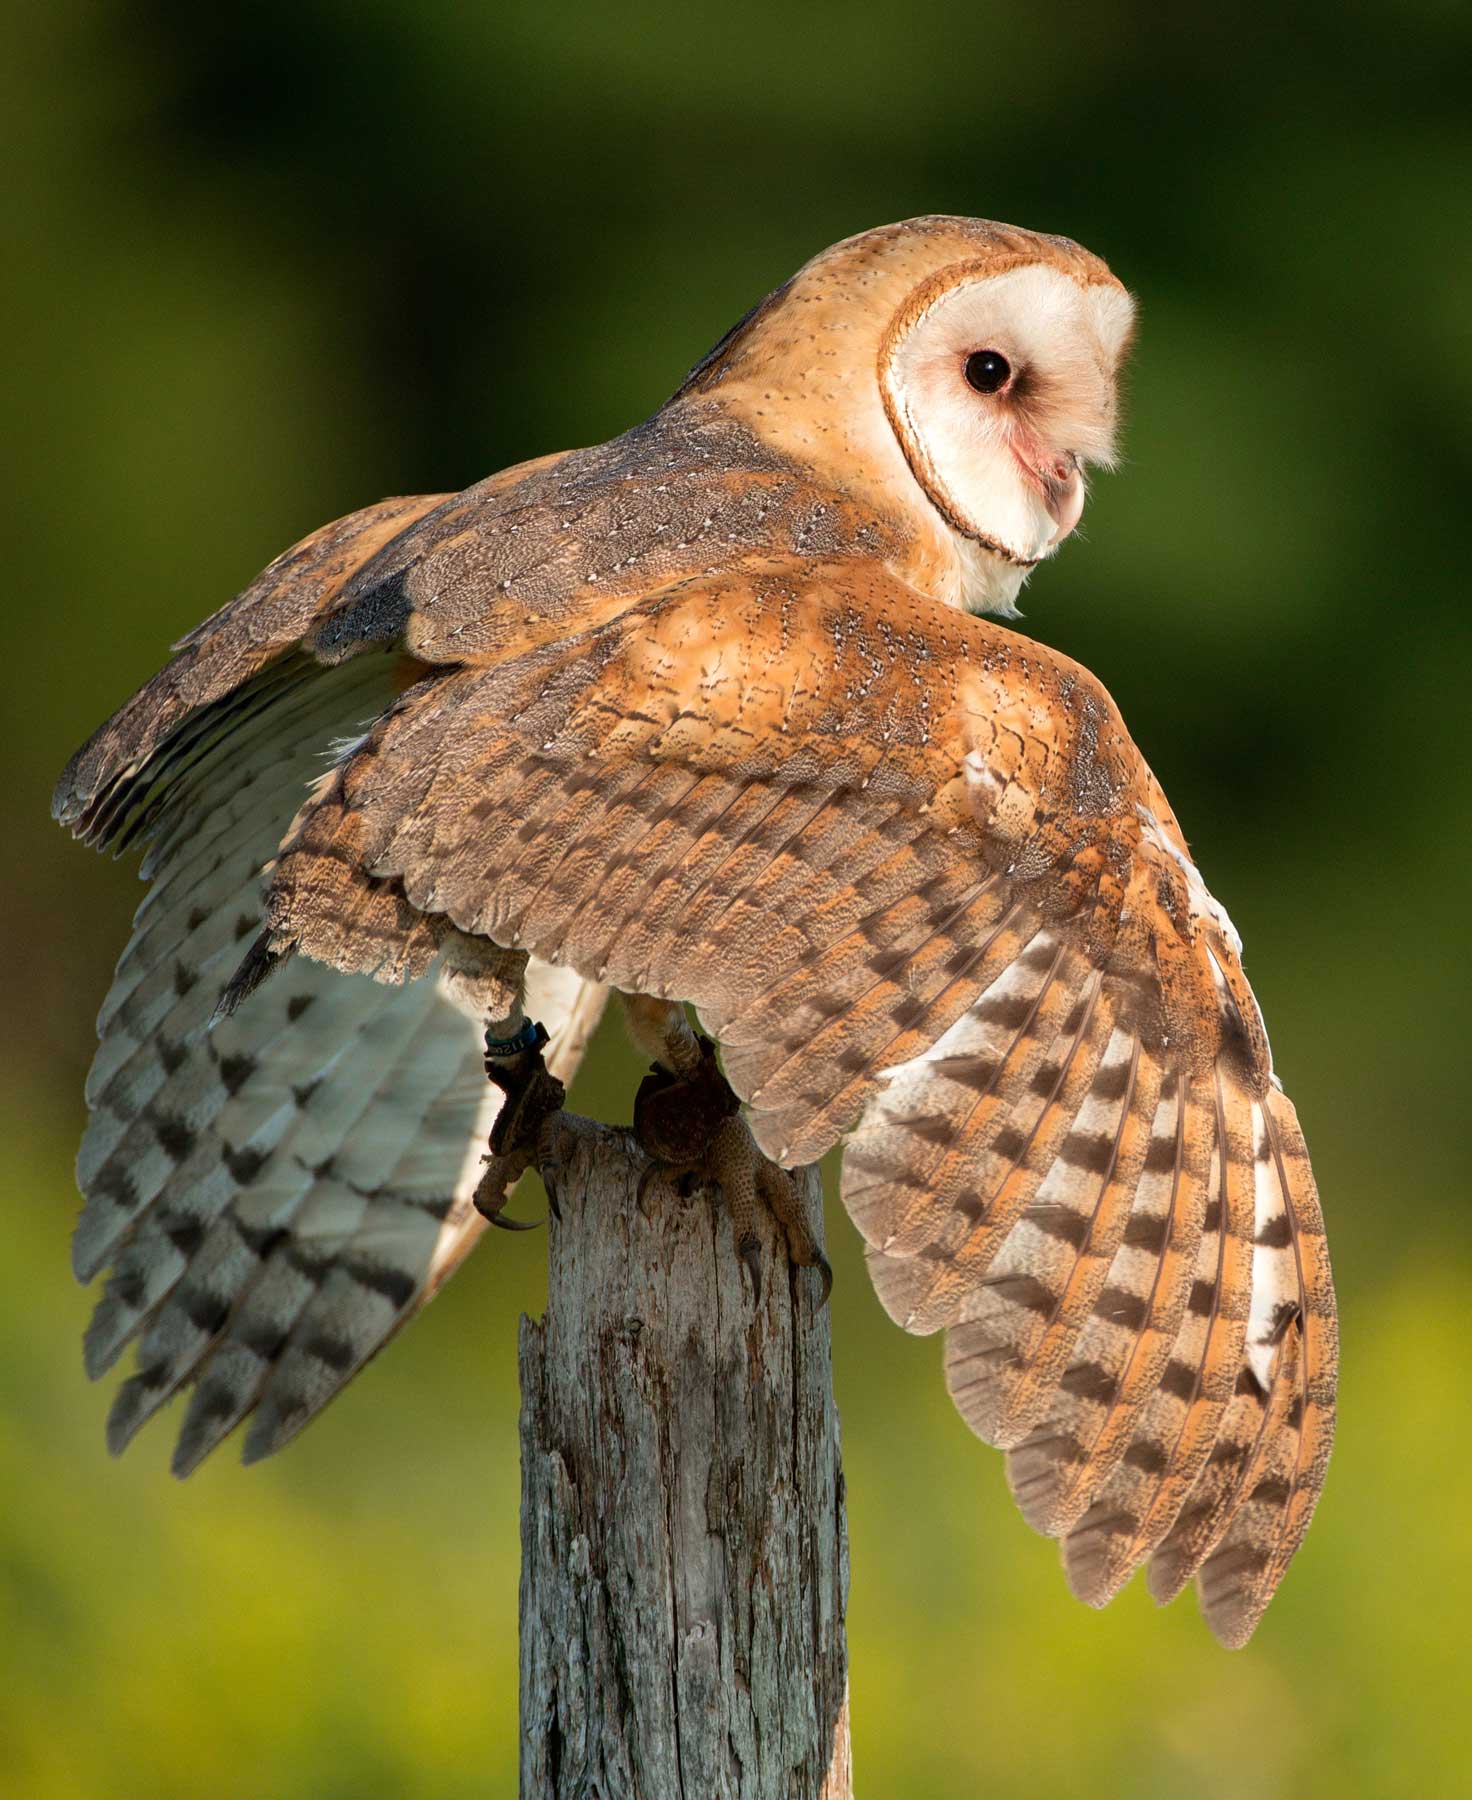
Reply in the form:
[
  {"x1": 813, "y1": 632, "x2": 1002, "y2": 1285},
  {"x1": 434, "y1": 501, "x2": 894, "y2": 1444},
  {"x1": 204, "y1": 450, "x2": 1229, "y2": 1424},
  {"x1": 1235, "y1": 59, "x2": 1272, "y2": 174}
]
[
  {"x1": 739, "y1": 1233, "x2": 763, "y2": 1302},
  {"x1": 636, "y1": 1160, "x2": 664, "y2": 1209},
  {"x1": 472, "y1": 1160, "x2": 543, "y2": 1230},
  {"x1": 812, "y1": 1249, "x2": 834, "y2": 1308},
  {"x1": 486, "y1": 1210, "x2": 542, "y2": 1232},
  {"x1": 535, "y1": 1113, "x2": 571, "y2": 1222}
]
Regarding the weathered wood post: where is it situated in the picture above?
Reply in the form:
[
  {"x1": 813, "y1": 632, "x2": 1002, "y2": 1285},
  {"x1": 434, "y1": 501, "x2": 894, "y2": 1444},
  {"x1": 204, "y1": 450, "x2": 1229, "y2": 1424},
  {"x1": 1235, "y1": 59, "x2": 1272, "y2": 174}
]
[{"x1": 517, "y1": 1113, "x2": 852, "y2": 1798}]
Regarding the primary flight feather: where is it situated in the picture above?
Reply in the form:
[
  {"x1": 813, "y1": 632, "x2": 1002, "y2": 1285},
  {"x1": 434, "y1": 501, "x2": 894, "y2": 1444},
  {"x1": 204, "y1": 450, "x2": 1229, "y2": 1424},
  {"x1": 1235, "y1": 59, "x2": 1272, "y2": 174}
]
[{"x1": 55, "y1": 216, "x2": 1336, "y2": 1646}]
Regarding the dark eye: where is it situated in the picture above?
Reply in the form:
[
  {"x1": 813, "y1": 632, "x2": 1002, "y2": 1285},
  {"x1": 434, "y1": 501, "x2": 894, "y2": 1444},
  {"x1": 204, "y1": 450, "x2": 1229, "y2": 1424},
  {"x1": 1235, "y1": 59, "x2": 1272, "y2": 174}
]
[{"x1": 964, "y1": 349, "x2": 1011, "y2": 395}]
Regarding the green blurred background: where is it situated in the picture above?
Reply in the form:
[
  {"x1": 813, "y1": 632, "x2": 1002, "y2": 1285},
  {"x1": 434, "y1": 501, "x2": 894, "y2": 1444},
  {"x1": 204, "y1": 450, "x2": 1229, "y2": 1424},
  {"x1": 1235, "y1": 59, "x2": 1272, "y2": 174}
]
[{"x1": 5, "y1": 3, "x2": 1469, "y2": 1795}]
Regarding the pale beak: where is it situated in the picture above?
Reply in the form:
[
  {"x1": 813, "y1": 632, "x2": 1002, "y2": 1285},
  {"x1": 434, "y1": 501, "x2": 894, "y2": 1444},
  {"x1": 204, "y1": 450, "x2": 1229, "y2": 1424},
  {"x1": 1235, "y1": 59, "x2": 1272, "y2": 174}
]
[
  {"x1": 1041, "y1": 453, "x2": 1086, "y2": 545},
  {"x1": 1010, "y1": 439, "x2": 1087, "y2": 548}
]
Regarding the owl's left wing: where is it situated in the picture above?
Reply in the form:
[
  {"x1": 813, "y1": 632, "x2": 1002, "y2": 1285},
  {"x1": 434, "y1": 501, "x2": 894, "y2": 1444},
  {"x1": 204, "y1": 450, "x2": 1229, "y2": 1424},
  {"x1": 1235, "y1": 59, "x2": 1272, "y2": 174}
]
[
  {"x1": 265, "y1": 552, "x2": 1336, "y2": 1645},
  {"x1": 55, "y1": 491, "x2": 607, "y2": 1475}
]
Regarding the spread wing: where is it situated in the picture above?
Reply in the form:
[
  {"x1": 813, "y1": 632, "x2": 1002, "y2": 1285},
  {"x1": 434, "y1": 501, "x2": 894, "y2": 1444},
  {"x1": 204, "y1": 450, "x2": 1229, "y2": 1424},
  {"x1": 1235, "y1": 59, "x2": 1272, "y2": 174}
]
[
  {"x1": 55, "y1": 495, "x2": 605, "y2": 1474},
  {"x1": 268, "y1": 552, "x2": 1336, "y2": 1646},
  {"x1": 54, "y1": 411, "x2": 879, "y2": 1473}
]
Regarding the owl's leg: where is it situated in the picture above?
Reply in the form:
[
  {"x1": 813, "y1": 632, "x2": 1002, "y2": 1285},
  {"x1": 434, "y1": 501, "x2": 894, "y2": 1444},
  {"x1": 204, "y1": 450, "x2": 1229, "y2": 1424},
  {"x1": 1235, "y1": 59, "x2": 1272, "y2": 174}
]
[
  {"x1": 470, "y1": 957, "x2": 568, "y2": 1225},
  {"x1": 623, "y1": 994, "x2": 831, "y2": 1303},
  {"x1": 485, "y1": 1020, "x2": 566, "y2": 1183}
]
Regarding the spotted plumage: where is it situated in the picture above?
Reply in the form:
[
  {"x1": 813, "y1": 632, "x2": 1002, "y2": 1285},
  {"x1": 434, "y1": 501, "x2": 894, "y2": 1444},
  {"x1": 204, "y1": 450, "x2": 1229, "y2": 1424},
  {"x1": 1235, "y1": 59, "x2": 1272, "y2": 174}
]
[{"x1": 55, "y1": 216, "x2": 1335, "y2": 1645}]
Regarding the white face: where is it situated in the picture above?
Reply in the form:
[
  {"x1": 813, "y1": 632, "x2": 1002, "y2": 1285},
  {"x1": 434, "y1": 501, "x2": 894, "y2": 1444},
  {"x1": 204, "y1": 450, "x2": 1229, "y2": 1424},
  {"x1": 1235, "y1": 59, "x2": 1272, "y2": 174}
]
[{"x1": 881, "y1": 264, "x2": 1135, "y2": 613}]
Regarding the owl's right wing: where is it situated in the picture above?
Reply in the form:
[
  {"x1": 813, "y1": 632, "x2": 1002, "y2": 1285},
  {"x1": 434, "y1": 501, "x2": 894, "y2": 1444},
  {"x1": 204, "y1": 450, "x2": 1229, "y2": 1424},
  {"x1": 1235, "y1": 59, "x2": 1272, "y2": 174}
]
[{"x1": 264, "y1": 552, "x2": 1335, "y2": 1647}]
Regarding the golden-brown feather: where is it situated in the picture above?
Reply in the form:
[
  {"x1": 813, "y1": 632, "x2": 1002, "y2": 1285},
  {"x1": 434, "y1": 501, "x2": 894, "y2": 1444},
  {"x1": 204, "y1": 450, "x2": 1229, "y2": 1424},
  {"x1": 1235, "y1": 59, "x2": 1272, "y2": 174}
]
[
  {"x1": 251, "y1": 546, "x2": 1334, "y2": 1640},
  {"x1": 57, "y1": 216, "x2": 1334, "y2": 1645}
]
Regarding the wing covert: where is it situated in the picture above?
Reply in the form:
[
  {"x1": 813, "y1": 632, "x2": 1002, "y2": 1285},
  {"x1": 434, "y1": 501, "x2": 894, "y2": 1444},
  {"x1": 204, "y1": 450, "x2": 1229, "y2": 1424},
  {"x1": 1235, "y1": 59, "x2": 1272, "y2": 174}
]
[{"x1": 263, "y1": 551, "x2": 1336, "y2": 1642}]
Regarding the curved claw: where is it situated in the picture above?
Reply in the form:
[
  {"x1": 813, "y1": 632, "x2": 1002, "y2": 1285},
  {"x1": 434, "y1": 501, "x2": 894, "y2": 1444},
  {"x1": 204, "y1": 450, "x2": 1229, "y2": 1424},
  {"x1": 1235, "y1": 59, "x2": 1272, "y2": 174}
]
[
  {"x1": 739, "y1": 1233, "x2": 763, "y2": 1303},
  {"x1": 636, "y1": 1160, "x2": 665, "y2": 1210},
  {"x1": 812, "y1": 1249, "x2": 834, "y2": 1309},
  {"x1": 487, "y1": 1210, "x2": 543, "y2": 1232}
]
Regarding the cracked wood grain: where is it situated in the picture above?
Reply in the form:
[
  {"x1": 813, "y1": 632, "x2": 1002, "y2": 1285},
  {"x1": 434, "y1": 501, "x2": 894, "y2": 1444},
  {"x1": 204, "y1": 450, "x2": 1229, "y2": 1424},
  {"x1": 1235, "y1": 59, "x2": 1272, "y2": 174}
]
[{"x1": 519, "y1": 1115, "x2": 851, "y2": 1799}]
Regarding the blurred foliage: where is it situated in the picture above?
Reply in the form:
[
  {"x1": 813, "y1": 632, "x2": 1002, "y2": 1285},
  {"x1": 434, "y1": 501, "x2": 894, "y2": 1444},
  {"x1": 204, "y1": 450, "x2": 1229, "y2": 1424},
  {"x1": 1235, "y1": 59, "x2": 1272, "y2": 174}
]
[{"x1": 4, "y1": 1, "x2": 1469, "y2": 1794}]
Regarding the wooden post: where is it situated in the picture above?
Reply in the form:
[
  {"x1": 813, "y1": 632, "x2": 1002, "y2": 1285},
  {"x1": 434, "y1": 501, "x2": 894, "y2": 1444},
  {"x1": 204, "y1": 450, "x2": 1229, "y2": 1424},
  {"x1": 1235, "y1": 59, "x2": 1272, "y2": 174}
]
[{"x1": 517, "y1": 1113, "x2": 852, "y2": 1799}]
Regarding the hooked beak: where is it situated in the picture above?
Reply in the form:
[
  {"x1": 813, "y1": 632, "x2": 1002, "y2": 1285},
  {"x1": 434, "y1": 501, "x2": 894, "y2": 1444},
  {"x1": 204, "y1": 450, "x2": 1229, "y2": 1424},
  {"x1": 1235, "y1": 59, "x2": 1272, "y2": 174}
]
[
  {"x1": 1042, "y1": 455, "x2": 1086, "y2": 544},
  {"x1": 1012, "y1": 442, "x2": 1086, "y2": 547}
]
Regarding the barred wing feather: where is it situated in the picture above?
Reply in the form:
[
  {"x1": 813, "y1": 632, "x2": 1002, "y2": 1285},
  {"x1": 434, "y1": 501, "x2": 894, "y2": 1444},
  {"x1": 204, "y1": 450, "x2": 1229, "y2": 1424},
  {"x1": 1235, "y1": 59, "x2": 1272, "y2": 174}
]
[{"x1": 261, "y1": 555, "x2": 1336, "y2": 1643}]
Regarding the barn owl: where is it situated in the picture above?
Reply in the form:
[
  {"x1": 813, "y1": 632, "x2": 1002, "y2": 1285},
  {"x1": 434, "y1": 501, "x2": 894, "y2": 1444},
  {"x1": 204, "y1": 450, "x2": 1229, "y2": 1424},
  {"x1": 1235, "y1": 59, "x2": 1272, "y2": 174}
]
[{"x1": 54, "y1": 216, "x2": 1336, "y2": 1647}]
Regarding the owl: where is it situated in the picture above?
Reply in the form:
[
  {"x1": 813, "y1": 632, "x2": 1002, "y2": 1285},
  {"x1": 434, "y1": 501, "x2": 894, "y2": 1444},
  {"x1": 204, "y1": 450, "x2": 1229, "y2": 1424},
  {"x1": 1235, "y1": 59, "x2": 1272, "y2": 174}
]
[{"x1": 55, "y1": 216, "x2": 1336, "y2": 1647}]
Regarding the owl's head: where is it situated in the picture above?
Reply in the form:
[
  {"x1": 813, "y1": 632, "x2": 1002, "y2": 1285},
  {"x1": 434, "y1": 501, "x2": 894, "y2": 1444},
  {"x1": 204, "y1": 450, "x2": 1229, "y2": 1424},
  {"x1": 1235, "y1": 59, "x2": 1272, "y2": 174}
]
[{"x1": 680, "y1": 217, "x2": 1136, "y2": 615}]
